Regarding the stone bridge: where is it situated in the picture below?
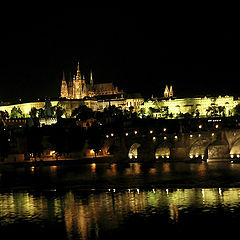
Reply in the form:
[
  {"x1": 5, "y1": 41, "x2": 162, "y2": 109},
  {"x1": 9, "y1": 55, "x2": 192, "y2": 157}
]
[{"x1": 102, "y1": 129, "x2": 240, "y2": 162}]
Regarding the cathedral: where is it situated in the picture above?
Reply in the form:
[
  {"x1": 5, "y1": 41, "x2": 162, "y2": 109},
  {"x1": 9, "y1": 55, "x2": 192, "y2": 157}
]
[{"x1": 61, "y1": 63, "x2": 123, "y2": 99}]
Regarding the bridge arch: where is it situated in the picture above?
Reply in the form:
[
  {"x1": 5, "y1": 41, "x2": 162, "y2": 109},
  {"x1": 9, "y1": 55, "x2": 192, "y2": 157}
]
[
  {"x1": 230, "y1": 138, "x2": 240, "y2": 158},
  {"x1": 128, "y1": 143, "x2": 141, "y2": 159},
  {"x1": 189, "y1": 139, "x2": 211, "y2": 159},
  {"x1": 155, "y1": 143, "x2": 171, "y2": 159}
]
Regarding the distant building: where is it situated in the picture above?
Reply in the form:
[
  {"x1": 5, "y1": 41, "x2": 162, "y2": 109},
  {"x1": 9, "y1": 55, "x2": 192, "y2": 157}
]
[
  {"x1": 142, "y1": 86, "x2": 240, "y2": 118},
  {"x1": 164, "y1": 85, "x2": 173, "y2": 98},
  {"x1": 61, "y1": 63, "x2": 123, "y2": 99}
]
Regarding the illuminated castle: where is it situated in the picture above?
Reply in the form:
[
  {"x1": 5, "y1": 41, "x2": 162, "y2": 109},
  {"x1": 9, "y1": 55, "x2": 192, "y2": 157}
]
[{"x1": 61, "y1": 63, "x2": 123, "y2": 99}]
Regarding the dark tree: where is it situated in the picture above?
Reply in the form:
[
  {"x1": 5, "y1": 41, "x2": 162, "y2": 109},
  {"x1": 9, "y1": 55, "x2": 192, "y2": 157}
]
[{"x1": 72, "y1": 105, "x2": 93, "y2": 121}]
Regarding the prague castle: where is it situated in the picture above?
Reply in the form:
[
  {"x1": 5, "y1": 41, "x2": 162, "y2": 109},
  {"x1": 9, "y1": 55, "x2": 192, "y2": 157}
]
[
  {"x1": 0, "y1": 62, "x2": 240, "y2": 119},
  {"x1": 0, "y1": 63, "x2": 144, "y2": 117},
  {"x1": 60, "y1": 63, "x2": 123, "y2": 99}
]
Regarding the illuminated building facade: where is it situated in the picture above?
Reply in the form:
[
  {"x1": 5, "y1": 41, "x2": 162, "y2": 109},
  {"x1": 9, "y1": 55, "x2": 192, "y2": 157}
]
[
  {"x1": 61, "y1": 63, "x2": 123, "y2": 99},
  {"x1": 0, "y1": 97, "x2": 144, "y2": 118},
  {"x1": 142, "y1": 92, "x2": 240, "y2": 118}
]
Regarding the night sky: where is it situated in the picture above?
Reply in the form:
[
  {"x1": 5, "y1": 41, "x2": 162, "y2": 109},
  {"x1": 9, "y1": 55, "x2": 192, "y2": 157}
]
[{"x1": 1, "y1": 7, "x2": 240, "y2": 102}]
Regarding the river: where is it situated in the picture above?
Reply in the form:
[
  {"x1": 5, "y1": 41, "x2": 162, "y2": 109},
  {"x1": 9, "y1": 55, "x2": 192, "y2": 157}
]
[{"x1": 1, "y1": 162, "x2": 240, "y2": 239}]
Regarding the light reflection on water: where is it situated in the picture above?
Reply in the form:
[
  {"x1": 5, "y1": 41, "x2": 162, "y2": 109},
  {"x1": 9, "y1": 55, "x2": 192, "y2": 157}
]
[
  {"x1": 1, "y1": 162, "x2": 240, "y2": 239},
  {"x1": 1, "y1": 188, "x2": 240, "y2": 239},
  {"x1": 1, "y1": 162, "x2": 240, "y2": 189}
]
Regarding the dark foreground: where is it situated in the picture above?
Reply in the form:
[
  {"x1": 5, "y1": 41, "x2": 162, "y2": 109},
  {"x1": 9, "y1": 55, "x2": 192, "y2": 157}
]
[{"x1": 1, "y1": 162, "x2": 240, "y2": 239}]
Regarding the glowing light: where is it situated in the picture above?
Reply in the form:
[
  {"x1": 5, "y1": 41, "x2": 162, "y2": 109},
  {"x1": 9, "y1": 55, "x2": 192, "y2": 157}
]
[
  {"x1": 125, "y1": 132, "x2": 129, "y2": 136},
  {"x1": 230, "y1": 154, "x2": 234, "y2": 158},
  {"x1": 190, "y1": 134, "x2": 193, "y2": 138},
  {"x1": 202, "y1": 189, "x2": 205, "y2": 198},
  {"x1": 164, "y1": 136, "x2": 167, "y2": 140},
  {"x1": 218, "y1": 188, "x2": 222, "y2": 195},
  {"x1": 215, "y1": 124, "x2": 219, "y2": 129},
  {"x1": 153, "y1": 136, "x2": 156, "y2": 141},
  {"x1": 106, "y1": 135, "x2": 109, "y2": 138},
  {"x1": 111, "y1": 133, "x2": 114, "y2": 137},
  {"x1": 134, "y1": 130, "x2": 138, "y2": 135},
  {"x1": 237, "y1": 155, "x2": 240, "y2": 158},
  {"x1": 212, "y1": 133, "x2": 215, "y2": 136},
  {"x1": 163, "y1": 128, "x2": 167, "y2": 132},
  {"x1": 50, "y1": 150, "x2": 56, "y2": 156},
  {"x1": 174, "y1": 135, "x2": 178, "y2": 140},
  {"x1": 150, "y1": 130, "x2": 153, "y2": 134},
  {"x1": 190, "y1": 155, "x2": 193, "y2": 159},
  {"x1": 137, "y1": 188, "x2": 140, "y2": 194},
  {"x1": 199, "y1": 124, "x2": 202, "y2": 129}
]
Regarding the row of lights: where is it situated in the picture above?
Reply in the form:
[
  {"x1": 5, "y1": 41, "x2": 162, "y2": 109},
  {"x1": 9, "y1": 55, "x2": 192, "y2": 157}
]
[
  {"x1": 189, "y1": 133, "x2": 215, "y2": 138},
  {"x1": 106, "y1": 124, "x2": 220, "y2": 139},
  {"x1": 107, "y1": 131, "x2": 218, "y2": 141},
  {"x1": 198, "y1": 124, "x2": 220, "y2": 129},
  {"x1": 107, "y1": 188, "x2": 169, "y2": 194},
  {"x1": 155, "y1": 155, "x2": 170, "y2": 159},
  {"x1": 106, "y1": 129, "x2": 168, "y2": 138},
  {"x1": 230, "y1": 154, "x2": 240, "y2": 159},
  {"x1": 189, "y1": 154, "x2": 205, "y2": 159}
]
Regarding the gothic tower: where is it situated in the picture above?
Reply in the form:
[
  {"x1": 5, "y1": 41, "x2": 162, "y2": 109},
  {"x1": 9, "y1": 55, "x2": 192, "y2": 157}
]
[
  {"x1": 61, "y1": 72, "x2": 68, "y2": 98},
  {"x1": 74, "y1": 62, "x2": 88, "y2": 99},
  {"x1": 90, "y1": 69, "x2": 94, "y2": 87},
  {"x1": 68, "y1": 72, "x2": 73, "y2": 99},
  {"x1": 164, "y1": 85, "x2": 170, "y2": 98},
  {"x1": 169, "y1": 85, "x2": 173, "y2": 98}
]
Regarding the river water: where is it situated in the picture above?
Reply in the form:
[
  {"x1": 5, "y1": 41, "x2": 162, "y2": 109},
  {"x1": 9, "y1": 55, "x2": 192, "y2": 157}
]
[{"x1": 1, "y1": 162, "x2": 240, "y2": 239}]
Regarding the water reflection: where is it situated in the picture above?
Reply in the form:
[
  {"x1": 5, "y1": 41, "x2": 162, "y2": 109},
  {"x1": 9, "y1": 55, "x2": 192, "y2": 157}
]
[
  {"x1": 1, "y1": 162, "x2": 240, "y2": 189},
  {"x1": 1, "y1": 188, "x2": 240, "y2": 239}
]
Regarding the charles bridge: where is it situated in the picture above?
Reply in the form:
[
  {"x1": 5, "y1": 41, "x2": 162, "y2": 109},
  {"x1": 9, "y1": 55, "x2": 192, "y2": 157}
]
[{"x1": 102, "y1": 119, "x2": 240, "y2": 162}]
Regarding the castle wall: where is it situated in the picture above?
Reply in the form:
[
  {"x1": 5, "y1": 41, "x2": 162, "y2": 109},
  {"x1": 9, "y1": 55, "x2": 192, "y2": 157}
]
[
  {"x1": 0, "y1": 97, "x2": 143, "y2": 118},
  {"x1": 142, "y1": 96, "x2": 240, "y2": 117}
]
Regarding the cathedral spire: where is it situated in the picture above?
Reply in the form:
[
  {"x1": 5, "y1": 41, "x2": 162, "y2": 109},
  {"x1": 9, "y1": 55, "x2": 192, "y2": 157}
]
[
  {"x1": 169, "y1": 85, "x2": 173, "y2": 98},
  {"x1": 77, "y1": 62, "x2": 81, "y2": 80},
  {"x1": 62, "y1": 71, "x2": 66, "y2": 81},
  {"x1": 61, "y1": 71, "x2": 68, "y2": 98},
  {"x1": 90, "y1": 69, "x2": 94, "y2": 86}
]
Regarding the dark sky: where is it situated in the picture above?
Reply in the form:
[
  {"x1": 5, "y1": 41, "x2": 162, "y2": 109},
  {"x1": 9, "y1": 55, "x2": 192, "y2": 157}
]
[{"x1": 1, "y1": 7, "x2": 240, "y2": 102}]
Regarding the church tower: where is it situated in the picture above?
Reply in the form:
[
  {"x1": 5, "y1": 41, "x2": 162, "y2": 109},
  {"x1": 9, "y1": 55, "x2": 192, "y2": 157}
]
[
  {"x1": 169, "y1": 85, "x2": 173, "y2": 98},
  {"x1": 68, "y1": 72, "x2": 73, "y2": 99},
  {"x1": 164, "y1": 85, "x2": 170, "y2": 98},
  {"x1": 61, "y1": 72, "x2": 68, "y2": 98},
  {"x1": 90, "y1": 69, "x2": 94, "y2": 87},
  {"x1": 73, "y1": 62, "x2": 88, "y2": 99}
]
